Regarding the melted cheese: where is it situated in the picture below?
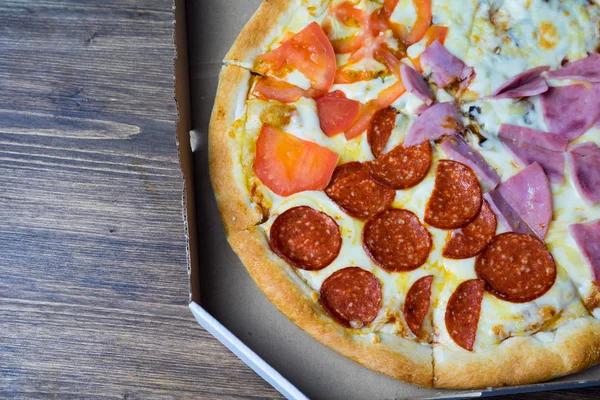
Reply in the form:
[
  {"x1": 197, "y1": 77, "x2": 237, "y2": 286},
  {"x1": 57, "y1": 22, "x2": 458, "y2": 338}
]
[
  {"x1": 231, "y1": 0, "x2": 600, "y2": 351},
  {"x1": 463, "y1": 0, "x2": 600, "y2": 97}
]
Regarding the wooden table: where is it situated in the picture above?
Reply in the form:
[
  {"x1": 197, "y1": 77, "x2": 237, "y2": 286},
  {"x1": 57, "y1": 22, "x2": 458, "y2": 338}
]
[{"x1": 0, "y1": 1, "x2": 599, "y2": 399}]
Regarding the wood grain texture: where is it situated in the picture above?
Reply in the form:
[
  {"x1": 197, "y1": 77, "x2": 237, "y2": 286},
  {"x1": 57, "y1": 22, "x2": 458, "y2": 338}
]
[
  {"x1": 0, "y1": 0, "x2": 280, "y2": 398},
  {"x1": 0, "y1": 0, "x2": 598, "y2": 399}
]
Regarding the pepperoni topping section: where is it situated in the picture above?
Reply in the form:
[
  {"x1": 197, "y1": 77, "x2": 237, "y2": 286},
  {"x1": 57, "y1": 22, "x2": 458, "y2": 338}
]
[
  {"x1": 443, "y1": 200, "x2": 497, "y2": 259},
  {"x1": 425, "y1": 160, "x2": 482, "y2": 229},
  {"x1": 325, "y1": 162, "x2": 395, "y2": 220},
  {"x1": 445, "y1": 279, "x2": 485, "y2": 351},
  {"x1": 475, "y1": 232, "x2": 557, "y2": 303},
  {"x1": 270, "y1": 206, "x2": 342, "y2": 271},
  {"x1": 367, "y1": 107, "x2": 396, "y2": 158},
  {"x1": 369, "y1": 142, "x2": 432, "y2": 190},
  {"x1": 363, "y1": 209, "x2": 432, "y2": 271},
  {"x1": 320, "y1": 267, "x2": 382, "y2": 328},
  {"x1": 404, "y1": 275, "x2": 434, "y2": 338}
]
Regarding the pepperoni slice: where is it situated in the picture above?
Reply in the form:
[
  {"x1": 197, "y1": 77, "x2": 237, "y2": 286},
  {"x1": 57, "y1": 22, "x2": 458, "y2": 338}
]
[
  {"x1": 363, "y1": 209, "x2": 432, "y2": 271},
  {"x1": 443, "y1": 200, "x2": 497, "y2": 259},
  {"x1": 325, "y1": 162, "x2": 395, "y2": 220},
  {"x1": 404, "y1": 275, "x2": 434, "y2": 338},
  {"x1": 368, "y1": 142, "x2": 432, "y2": 190},
  {"x1": 425, "y1": 160, "x2": 482, "y2": 229},
  {"x1": 270, "y1": 206, "x2": 342, "y2": 271},
  {"x1": 475, "y1": 232, "x2": 557, "y2": 303},
  {"x1": 367, "y1": 107, "x2": 396, "y2": 158},
  {"x1": 320, "y1": 267, "x2": 382, "y2": 328},
  {"x1": 445, "y1": 279, "x2": 485, "y2": 351}
]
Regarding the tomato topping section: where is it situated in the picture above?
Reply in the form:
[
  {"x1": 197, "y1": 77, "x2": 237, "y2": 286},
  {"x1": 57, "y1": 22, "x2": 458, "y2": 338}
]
[
  {"x1": 253, "y1": 76, "x2": 308, "y2": 103},
  {"x1": 327, "y1": 0, "x2": 432, "y2": 83},
  {"x1": 254, "y1": 125, "x2": 340, "y2": 196},
  {"x1": 257, "y1": 22, "x2": 336, "y2": 92},
  {"x1": 344, "y1": 80, "x2": 406, "y2": 139},
  {"x1": 316, "y1": 91, "x2": 361, "y2": 137}
]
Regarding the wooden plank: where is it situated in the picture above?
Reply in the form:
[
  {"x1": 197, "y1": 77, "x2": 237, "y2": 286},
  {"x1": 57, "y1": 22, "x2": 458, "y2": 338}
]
[
  {"x1": 0, "y1": 0, "x2": 280, "y2": 398},
  {"x1": 1, "y1": 0, "x2": 598, "y2": 398}
]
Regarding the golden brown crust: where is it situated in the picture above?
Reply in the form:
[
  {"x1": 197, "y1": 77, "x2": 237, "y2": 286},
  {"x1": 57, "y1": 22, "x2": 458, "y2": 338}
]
[
  {"x1": 434, "y1": 317, "x2": 600, "y2": 389},
  {"x1": 224, "y1": 0, "x2": 298, "y2": 68},
  {"x1": 224, "y1": 0, "x2": 328, "y2": 69},
  {"x1": 229, "y1": 227, "x2": 434, "y2": 386},
  {"x1": 208, "y1": 65, "x2": 262, "y2": 236},
  {"x1": 211, "y1": 1, "x2": 600, "y2": 389}
]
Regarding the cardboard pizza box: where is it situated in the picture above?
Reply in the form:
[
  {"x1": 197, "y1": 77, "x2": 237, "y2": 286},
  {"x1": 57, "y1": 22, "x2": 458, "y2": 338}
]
[{"x1": 174, "y1": 1, "x2": 600, "y2": 398}]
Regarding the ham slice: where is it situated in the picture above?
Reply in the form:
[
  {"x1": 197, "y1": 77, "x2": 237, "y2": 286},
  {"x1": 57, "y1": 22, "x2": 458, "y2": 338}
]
[
  {"x1": 484, "y1": 191, "x2": 536, "y2": 238},
  {"x1": 488, "y1": 66, "x2": 549, "y2": 99},
  {"x1": 439, "y1": 135, "x2": 500, "y2": 191},
  {"x1": 570, "y1": 219, "x2": 600, "y2": 285},
  {"x1": 498, "y1": 124, "x2": 568, "y2": 183},
  {"x1": 420, "y1": 40, "x2": 474, "y2": 89},
  {"x1": 485, "y1": 163, "x2": 552, "y2": 240},
  {"x1": 414, "y1": 102, "x2": 434, "y2": 116},
  {"x1": 546, "y1": 53, "x2": 600, "y2": 83},
  {"x1": 541, "y1": 83, "x2": 600, "y2": 142},
  {"x1": 567, "y1": 142, "x2": 600, "y2": 206},
  {"x1": 400, "y1": 64, "x2": 433, "y2": 105},
  {"x1": 404, "y1": 102, "x2": 463, "y2": 147}
]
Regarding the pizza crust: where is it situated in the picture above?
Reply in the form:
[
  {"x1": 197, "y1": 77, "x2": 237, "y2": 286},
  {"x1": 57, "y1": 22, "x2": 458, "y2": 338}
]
[
  {"x1": 209, "y1": 65, "x2": 262, "y2": 236},
  {"x1": 433, "y1": 317, "x2": 600, "y2": 389},
  {"x1": 210, "y1": 0, "x2": 600, "y2": 389},
  {"x1": 224, "y1": 0, "x2": 298, "y2": 68},
  {"x1": 224, "y1": 0, "x2": 325, "y2": 69},
  {"x1": 229, "y1": 227, "x2": 434, "y2": 387}
]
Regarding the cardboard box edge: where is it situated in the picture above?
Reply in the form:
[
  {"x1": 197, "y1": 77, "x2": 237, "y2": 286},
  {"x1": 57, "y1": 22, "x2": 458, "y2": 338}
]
[
  {"x1": 190, "y1": 302, "x2": 309, "y2": 400},
  {"x1": 174, "y1": 3, "x2": 308, "y2": 399},
  {"x1": 174, "y1": 0, "x2": 200, "y2": 302}
]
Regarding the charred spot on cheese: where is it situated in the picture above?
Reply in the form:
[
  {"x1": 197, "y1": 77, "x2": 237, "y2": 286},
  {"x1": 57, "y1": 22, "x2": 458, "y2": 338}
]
[
  {"x1": 488, "y1": 7, "x2": 510, "y2": 35},
  {"x1": 249, "y1": 181, "x2": 271, "y2": 224},
  {"x1": 259, "y1": 103, "x2": 295, "y2": 128},
  {"x1": 468, "y1": 105, "x2": 482, "y2": 120},
  {"x1": 491, "y1": 324, "x2": 507, "y2": 339},
  {"x1": 538, "y1": 305, "x2": 558, "y2": 320},
  {"x1": 539, "y1": 22, "x2": 559, "y2": 50},
  {"x1": 585, "y1": 287, "x2": 600, "y2": 311}
]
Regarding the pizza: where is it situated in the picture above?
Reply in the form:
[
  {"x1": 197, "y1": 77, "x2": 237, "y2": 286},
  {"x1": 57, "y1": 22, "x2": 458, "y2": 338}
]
[{"x1": 208, "y1": 0, "x2": 600, "y2": 389}]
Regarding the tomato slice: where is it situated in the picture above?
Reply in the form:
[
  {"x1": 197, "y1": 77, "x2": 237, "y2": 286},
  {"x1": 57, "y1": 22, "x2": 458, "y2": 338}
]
[
  {"x1": 333, "y1": 1, "x2": 364, "y2": 27},
  {"x1": 257, "y1": 22, "x2": 336, "y2": 92},
  {"x1": 253, "y1": 77, "x2": 307, "y2": 103},
  {"x1": 375, "y1": 48, "x2": 403, "y2": 79},
  {"x1": 330, "y1": 34, "x2": 364, "y2": 54},
  {"x1": 403, "y1": 0, "x2": 432, "y2": 45},
  {"x1": 344, "y1": 81, "x2": 406, "y2": 140},
  {"x1": 326, "y1": 2, "x2": 367, "y2": 54},
  {"x1": 371, "y1": 0, "x2": 399, "y2": 35},
  {"x1": 334, "y1": 68, "x2": 381, "y2": 84},
  {"x1": 316, "y1": 91, "x2": 361, "y2": 137},
  {"x1": 254, "y1": 125, "x2": 339, "y2": 196}
]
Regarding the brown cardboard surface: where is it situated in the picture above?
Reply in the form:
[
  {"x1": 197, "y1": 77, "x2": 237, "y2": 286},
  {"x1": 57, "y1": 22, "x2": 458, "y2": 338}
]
[{"x1": 183, "y1": 1, "x2": 600, "y2": 398}]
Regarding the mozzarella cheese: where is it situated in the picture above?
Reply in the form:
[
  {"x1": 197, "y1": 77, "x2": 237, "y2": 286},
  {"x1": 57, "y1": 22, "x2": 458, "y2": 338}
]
[
  {"x1": 231, "y1": 0, "x2": 600, "y2": 350},
  {"x1": 463, "y1": 0, "x2": 600, "y2": 97}
]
